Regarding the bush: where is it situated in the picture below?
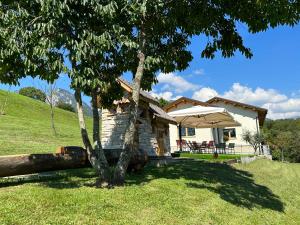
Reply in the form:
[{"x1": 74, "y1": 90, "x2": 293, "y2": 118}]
[
  {"x1": 19, "y1": 87, "x2": 46, "y2": 102},
  {"x1": 56, "y1": 102, "x2": 75, "y2": 112},
  {"x1": 263, "y1": 119, "x2": 300, "y2": 163}
]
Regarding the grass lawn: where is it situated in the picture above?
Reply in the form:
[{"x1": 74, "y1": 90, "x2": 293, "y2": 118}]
[
  {"x1": 179, "y1": 152, "x2": 254, "y2": 161},
  {"x1": 1, "y1": 90, "x2": 300, "y2": 224},
  {"x1": 0, "y1": 90, "x2": 92, "y2": 156},
  {"x1": 0, "y1": 159, "x2": 299, "y2": 224}
]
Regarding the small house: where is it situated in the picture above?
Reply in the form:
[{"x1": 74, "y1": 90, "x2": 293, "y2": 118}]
[
  {"x1": 164, "y1": 96, "x2": 268, "y2": 154},
  {"x1": 101, "y1": 79, "x2": 176, "y2": 157}
]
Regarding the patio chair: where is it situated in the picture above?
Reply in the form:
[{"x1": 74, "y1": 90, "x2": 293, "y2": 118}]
[
  {"x1": 216, "y1": 143, "x2": 226, "y2": 154},
  {"x1": 200, "y1": 141, "x2": 207, "y2": 153},
  {"x1": 207, "y1": 141, "x2": 215, "y2": 153},
  {"x1": 192, "y1": 141, "x2": 202, "y2": 153},
  {"x1": 187, "y1": 141, "x2": 196, "y2": 153},
  {"x1": 176, "y1": 139, "x2": 188, "y2": 152},
  {"x1": 228, "y1": 143, "x2": 235, "y2": 154}
]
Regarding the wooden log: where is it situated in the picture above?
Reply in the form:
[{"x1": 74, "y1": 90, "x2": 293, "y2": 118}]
[
  {"x1": 0, "y1": 147, "x2": 149, "y2": 177},
  {"x1": 0, "y1": 152, "x2": 87, "y2": 177},
  {"x1": 58, "y1": 146, "x2": 149, "y2": 171}
]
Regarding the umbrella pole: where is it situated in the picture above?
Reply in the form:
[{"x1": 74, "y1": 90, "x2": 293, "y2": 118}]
[{"x1": 179, "y1": 122, "x2": 183, "y2": 151}]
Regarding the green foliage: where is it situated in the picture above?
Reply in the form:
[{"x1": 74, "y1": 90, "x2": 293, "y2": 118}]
[
  {"x1": 56, "y1": 101, "x2": 75, "y2": 113},
  {"x1": 263, "y1": 119, "x2": 300, "y2": 163},
  {"x1": 19, "y1": 87, "x2": 46, "y2": 102},
  {"x1": 242, "y1": 130, "x2": 265, "y2": 154},
  {"x1": 1, "y1": 0, "x2": 299, "y2": 91},
  {"x1": 157, "y1": 98, "x2": 169, "y2": 108}
]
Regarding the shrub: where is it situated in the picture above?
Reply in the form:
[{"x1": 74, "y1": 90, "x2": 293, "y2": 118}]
[
  {"x1": 19, "y1": 87, "x2": 46, "y2": 102},
  {"x1": 56, "y1": 102, "x2": 75, "y2": 112}
]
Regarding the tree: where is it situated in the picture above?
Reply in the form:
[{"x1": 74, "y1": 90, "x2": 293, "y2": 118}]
[
  {"x1": 57, "y1": 101, "x2": 75, "y2": 113},
  {"x1": 157, "y1": 98, "x2": 169, "y2": 108},
  {"x1": 19, "y1": 87, "x2": 46, "y2": 102},
  {"x1": 1, "y1": 0, "x2": 300, "y2": 186},
  {"x1": 43, "y1": 82, "x2": 58, "y2": 136},
  {"x1": 263, "y1": 119, "x2": 300, "y2": 162},
  {"x1": 112, "y1": 0, "x2": 300, "y2": 184},
  {"x1": 242, "y1": 130, "x2": 265, "y2": 154}
]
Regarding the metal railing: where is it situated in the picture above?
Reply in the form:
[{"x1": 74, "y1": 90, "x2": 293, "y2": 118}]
[{"x1": 171, "y1": 144, "x2": 270, "y2": 155}]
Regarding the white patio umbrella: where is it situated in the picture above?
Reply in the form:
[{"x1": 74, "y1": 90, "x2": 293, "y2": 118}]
[{"x1": 167, "y1": 105, "x2": 241, "y2": 150}]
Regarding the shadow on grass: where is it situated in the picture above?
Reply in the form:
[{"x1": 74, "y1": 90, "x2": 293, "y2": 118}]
[
  {"x1": 127, "y1": 160, "x2": 284, "y2": 212},
  {"x1": 0, "y1": 160, "x2": 284, "y2": 212},
  {"x1": 0, "y1": 168, "x2": 95, "y2": 189}
]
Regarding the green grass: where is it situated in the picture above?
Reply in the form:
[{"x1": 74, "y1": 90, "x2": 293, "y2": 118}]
[
  {"x1": 0, "y1": 89, "x2": 300, "y2": 224},
  {"x1": 0, "y1": 159, "x2": 299, "y2": 225},
  {"x1": 179, "y1": 153, "x2": 253, "y2": 161},
  {"x1": 0, "y1": 90, "x2": 92, "y2": 156}
]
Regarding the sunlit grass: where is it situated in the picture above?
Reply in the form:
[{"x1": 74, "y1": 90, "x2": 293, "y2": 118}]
[
  {"x1": 0, "y1": 90, "x2": 92, "y2": 156},
  {"x1": 0, "y1": 159, "x2": 299, "y2": 224}
]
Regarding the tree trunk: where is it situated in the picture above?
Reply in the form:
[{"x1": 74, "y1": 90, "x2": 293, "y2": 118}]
[
  {"x1": 0, "y1": 152, "x2": 86, "y2": 177},
  {"x1": 74, "y1": 89, "x2": 110, "y2": 187},
  {"x1": 91, "y1": 90, "x2": 111, "y2": 185},
  {"x1": 50, "y1": 104, "x2": 57, "y2": 136},
  {"x1": 113, "y1": 27, "x2": 146, "y2": 185}
]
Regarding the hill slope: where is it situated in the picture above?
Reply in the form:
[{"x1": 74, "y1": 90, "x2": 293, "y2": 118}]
[{"x1": 0, "y1": 90, "x2": 92, "y2": 156}]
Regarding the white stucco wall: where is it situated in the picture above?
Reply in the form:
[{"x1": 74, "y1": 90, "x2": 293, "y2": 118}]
[{"x1": 212, "y1": 102, "x2": 259, "y2": 147}]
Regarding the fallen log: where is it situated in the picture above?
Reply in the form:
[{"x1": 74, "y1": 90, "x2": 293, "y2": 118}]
[
  {"x1": 0, "y1": 147, "x2": 148, "y2": 177},
  {"x1": 0, "y1": 151, "x2": 87, "y2": 177}
]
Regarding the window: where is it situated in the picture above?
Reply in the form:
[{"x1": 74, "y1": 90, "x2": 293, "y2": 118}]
[
  {"x1": 179, "y1": 127, "x2": 195, "y2": 137},
  {"x1": 223, "y1": 128, "x2": 236, "y2": 139},
  {"x1": 187, "y1": 127, "x2": 196, "y2": 136}
]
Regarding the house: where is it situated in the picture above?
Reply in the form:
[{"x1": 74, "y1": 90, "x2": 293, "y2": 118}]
[
  {"x1": 101, "y1": 79, "x2": 177, "y2": 157},
  {"x1": 164, "y1": 97, "x2": 268, "y2": 154}
]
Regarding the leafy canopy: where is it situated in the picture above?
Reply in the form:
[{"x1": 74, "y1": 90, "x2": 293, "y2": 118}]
[{"x1": 1, "y1": 0, "x2": 299, "y2": 91}]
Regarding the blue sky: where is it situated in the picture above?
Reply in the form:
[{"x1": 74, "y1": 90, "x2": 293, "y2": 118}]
[{"x1": 1, "y1": 24, "x2": 300, "y2": 119}]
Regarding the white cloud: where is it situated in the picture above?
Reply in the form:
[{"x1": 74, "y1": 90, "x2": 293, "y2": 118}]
[
  {"x1": 262, "y1": 98, "x2": 300, "y2": 119},
  {"x1": 193, "y1": 69, "x2": 205, "y2": 75},
  {"x1": 157, "y1": 72, "x2": 199, "y2": 94},
  {"x1": 223, "y1": 83, "x2": 288, "y2": 105},
  {"x1": 190, "y1": 83, "x2": 300, "y2": 120},
  {"x1": 153, "y1": 74, "x2": 300, "y2": 120},
  {"x1": 192, "y1": 87, "x2": 218, "y2": 101},
  {"x1": 150, "y1": 90, "x2": 182, "y2": 101}
]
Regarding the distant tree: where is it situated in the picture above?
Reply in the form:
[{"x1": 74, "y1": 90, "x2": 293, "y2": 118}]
[
  {"x1": 242, "y1": 130, "x2": 265, "y2": 154},
  {"x1": 264, "y1": 120, "x2": 300, "y2": 163},
  {"x1": 157, "y1": 98, "x2": 169, "y2": 108},
  {"x1": 57, "y1": 101, "x2": 75, "y2": 113},
  {"x1": 38, "y1": 82, "x2": 58, "y2": 136},
  {"x1": 0, "y1": 88, "x2": 10, "y2": 116},
  {"x1": 19, "y1": 87, "x2": 46, "y2": 102}
]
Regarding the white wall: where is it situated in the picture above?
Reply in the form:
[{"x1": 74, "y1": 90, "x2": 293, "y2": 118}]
[{"x1": 212, "y1": 102, "x2": 259, "y2": 146}]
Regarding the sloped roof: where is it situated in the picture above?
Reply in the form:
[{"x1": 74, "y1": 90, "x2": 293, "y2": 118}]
[
  {"x1": 117, "y1": 78, "x2": 159, "y2": 105},
  {"x1": 117, "y1": 79, "x2": 175, "y2": 124},
  {"x1": 149, "y1": 103, "x2": 177, "y2": 124},
  {"x1": 164, "y1": 97, "x2": 211, "y2": 112},
  {"x1": 207, "y1": 97, "x2": 268, "y2": 126}
]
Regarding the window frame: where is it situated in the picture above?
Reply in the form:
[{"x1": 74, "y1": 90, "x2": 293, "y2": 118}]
[
  {"x1": 179, "y1": 126, "x2": 196, "y2": 137},
  {"x1": 223, "y1": 128, "x2": 237, "y2": 140}
]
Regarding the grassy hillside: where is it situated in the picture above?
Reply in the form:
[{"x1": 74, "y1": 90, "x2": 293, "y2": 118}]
[
  {"x1": 0, "y1": 159, "x2": 299, "y2": 224},
  {"x1": 0, "y1": 90, "x2": 92, "y2": 156}
]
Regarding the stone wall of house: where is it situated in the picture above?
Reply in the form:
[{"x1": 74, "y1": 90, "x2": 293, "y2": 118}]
[{"x1": 101, "y1": 109, "x2": 170, "y2": 156}]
